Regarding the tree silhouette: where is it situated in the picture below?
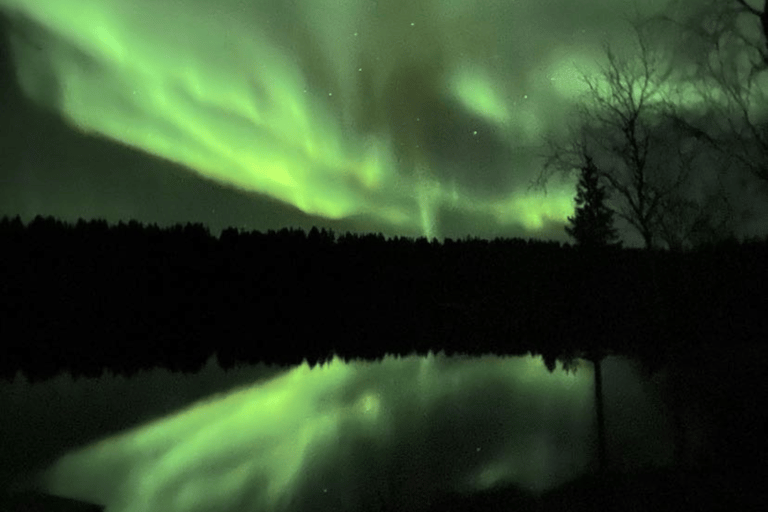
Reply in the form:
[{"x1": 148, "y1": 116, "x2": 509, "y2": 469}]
[
  {"x1": 565, "y1": 154, "x2": 620, "y2": 249},
  {"x1": 657, "y1": 0, "x2": 768, "y2": 186},
  {"x1": 563, "y1": 154, "x2": 619, "y2": 475},
  {"x1": 536, "y1": 21, "x2": 716, "y2": 249},
  {"x1": 655, "y1": 180, "x2": 736, "y2": 250}
]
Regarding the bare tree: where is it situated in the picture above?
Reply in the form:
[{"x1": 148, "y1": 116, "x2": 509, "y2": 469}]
[
  {"x1": 656, "y1": 175, "x2": 738, "y2": 250},
  {"x1": 736, "y1": 0, "x2": 768, "y2": 60},
  {"x1": 536, "y1": 22, "x2": 714, "y2": 250},
  {"x1": 655, "y1": 0, "x2": 768, "y2": 184}
]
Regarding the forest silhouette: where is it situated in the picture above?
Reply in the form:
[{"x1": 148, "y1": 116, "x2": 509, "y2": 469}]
[
  {"x1": 2, "y1": 214, "x2": 765, "y2": 382},
  {"x1": 1, "y1": 215, "x2": 766, "y2": 512},
  {"x1": 3, "y1": 1, "x2": 768, "y2": 510}
]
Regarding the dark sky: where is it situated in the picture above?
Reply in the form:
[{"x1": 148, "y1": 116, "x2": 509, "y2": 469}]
[{"x1": 0, "y1": 0, "x2": 766, "y2": 244}]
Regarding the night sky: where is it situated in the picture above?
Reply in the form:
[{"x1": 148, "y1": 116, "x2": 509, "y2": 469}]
[
  {"x1": 0, "y1": 1, "x2": 765, "y2": 511},
  {"x1": 2, "y1": 0, "x2": 766, "y2": 244}
]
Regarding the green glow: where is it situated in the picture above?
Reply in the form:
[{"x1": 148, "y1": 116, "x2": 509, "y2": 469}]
[
  {"x1": 544, "y1": 38, "x2": 712, "y2": 115},
  {"x1": 33, "y1": 354, "x2": 602, "y2": 511},
  {"x1": 449, "y1": 65, "x2": 511, "y2": 127},
  {"x1": 0, "y1": 0, "x2": 577, "y2": 237},
  {"x1": 491, "y1": 184, "x2": 577, "y2": 230},
  {"x1": 546, "y1": 50, "x2": 600, "y2": 100}
]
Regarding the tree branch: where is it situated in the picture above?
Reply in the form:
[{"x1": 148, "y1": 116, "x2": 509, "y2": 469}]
[{"x1": 735, "y1": 0, "x2": 762, "y2": 17}]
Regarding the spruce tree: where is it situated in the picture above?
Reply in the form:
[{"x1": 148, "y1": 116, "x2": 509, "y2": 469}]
[
  {"x1": 565, "y1": 154, "x2": 619, "y2": 476},
  {"x1": 565, "y1": 155, "x2": 620, "y2": 248}
]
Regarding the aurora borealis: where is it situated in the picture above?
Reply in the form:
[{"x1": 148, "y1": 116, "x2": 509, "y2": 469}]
[
  {"x1": 1, "y1": 1, "x2": 767, "y2": 510},
  {"x1": 0, "y1": 354, "x2": 676, "y2": 512},
  {"x1": 1, "y1": 0, "x2": 744, "y2": 242}
]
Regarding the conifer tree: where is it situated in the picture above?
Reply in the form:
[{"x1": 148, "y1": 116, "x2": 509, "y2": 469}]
[
  {"x1": 565, "y1": 155, "x2": 620, "y2": 248},
  {"x1": 565, "y1": 154, "x2": 619, "y2": 476}
]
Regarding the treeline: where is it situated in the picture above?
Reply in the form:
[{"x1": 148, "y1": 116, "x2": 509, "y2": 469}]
[{"x1": 1, "y1": 215, "x2": 766, "y2": 382}]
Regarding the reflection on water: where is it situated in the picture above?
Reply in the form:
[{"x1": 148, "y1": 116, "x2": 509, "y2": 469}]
[{"x1": 2, "y1": 354, "x2": 673, "y2": 512}]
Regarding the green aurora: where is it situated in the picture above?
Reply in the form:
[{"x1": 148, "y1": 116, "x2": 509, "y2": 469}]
[
  {"x1": 0, "y1": 0, "x2": 691, "y2": 241},
  {"x1": 0, "y1": 1, "x2": 753, "y2": 508}
]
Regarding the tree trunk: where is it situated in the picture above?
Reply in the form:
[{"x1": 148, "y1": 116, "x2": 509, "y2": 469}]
[
  {"x1": 642, "y1": 229, "x2": 654, "y2": 250},
  {"x1": 672, "y1": 401, "x2": 687, "y2": 468},
  {"x1": 594, "y1": 357, "x2": 607, "y2": 474}
]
